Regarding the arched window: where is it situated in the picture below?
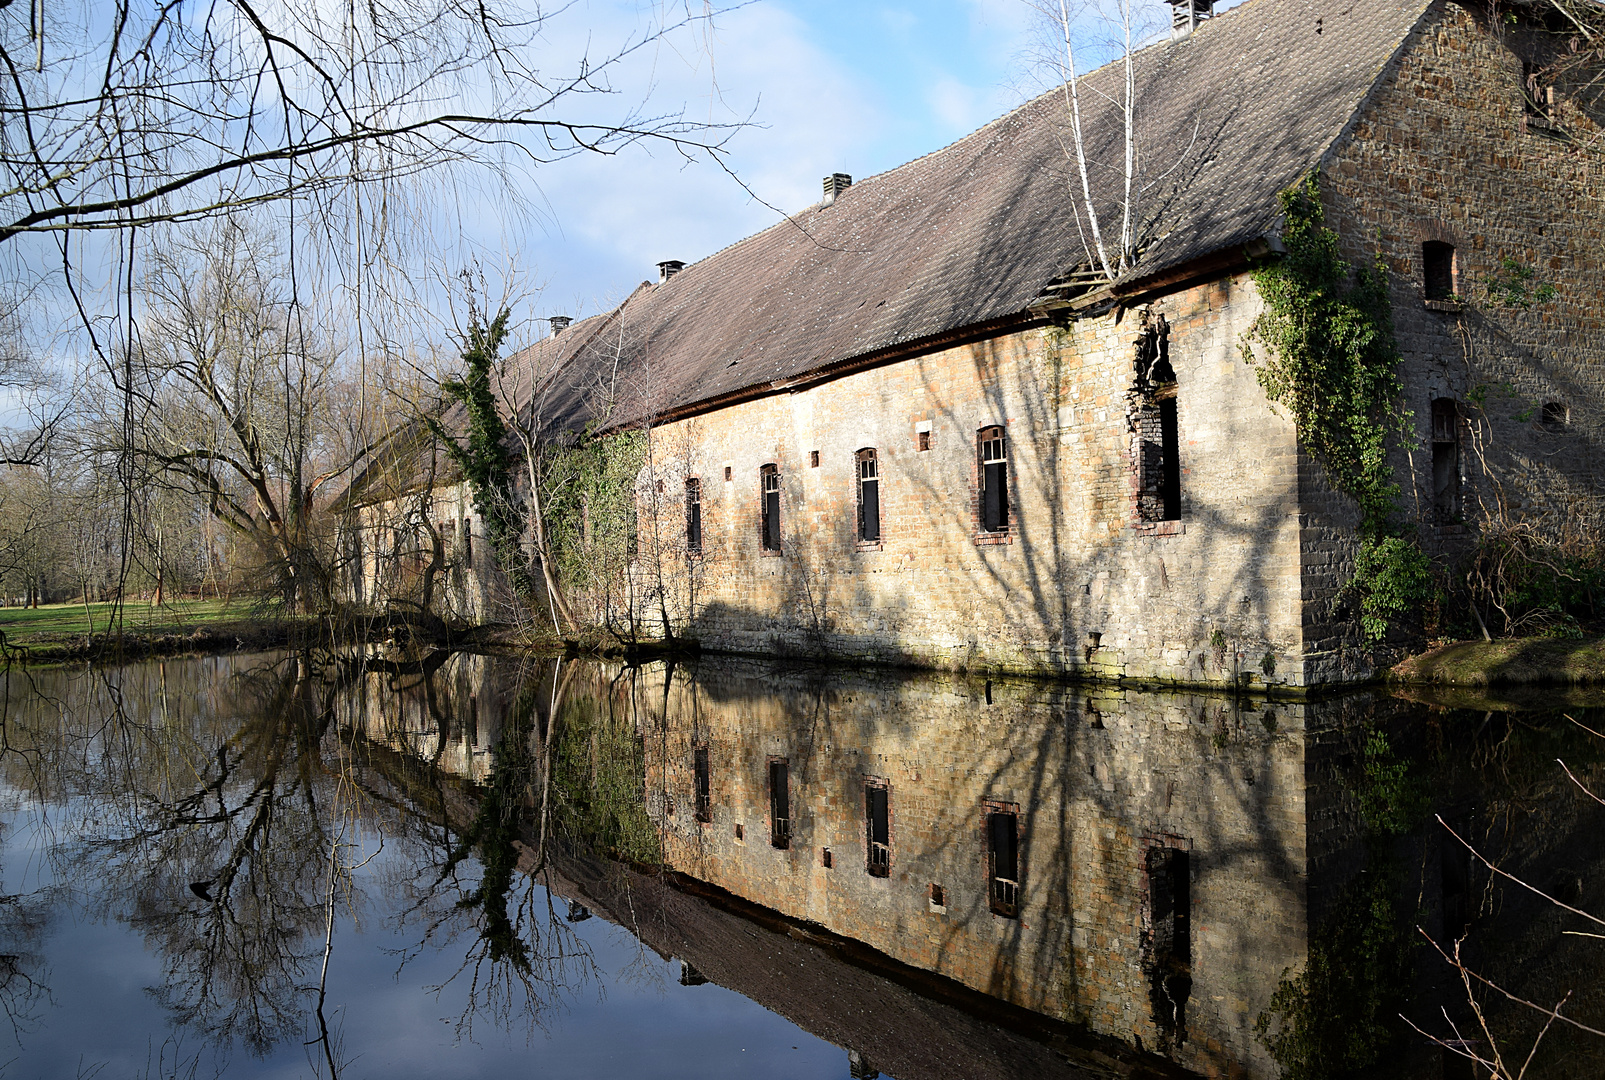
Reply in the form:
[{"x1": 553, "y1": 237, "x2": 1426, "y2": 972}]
[
  {"x1": 759, "y1": 464, "x2": 782, "y2": 554},
  {"x1": 856, "y1": 449, "x2": 880, "y2": 544},
  {"x1": 1541, "y1": 401, "x2": 1569, "y2": 429},
  {"x1": 978, "y1": 427, "x2": 1008, "y2": 534}
]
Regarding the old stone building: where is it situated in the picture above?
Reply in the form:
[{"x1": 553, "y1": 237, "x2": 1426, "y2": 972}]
[{"x1": 351, "y1": 0, "x2": 1601, "y2": 688}]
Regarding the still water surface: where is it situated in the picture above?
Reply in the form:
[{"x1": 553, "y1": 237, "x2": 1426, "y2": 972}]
[{"x1": 0, "y1": 651, "x2": 1597, "y2": 1079}]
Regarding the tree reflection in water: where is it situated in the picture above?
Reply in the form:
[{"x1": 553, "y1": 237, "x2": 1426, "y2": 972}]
[{"x1": 0, "y1": 649, "x2": 615, "y2": 1075}]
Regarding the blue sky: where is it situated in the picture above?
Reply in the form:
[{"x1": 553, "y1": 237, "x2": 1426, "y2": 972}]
[{"x1": 488, "y1": 0, "x2": 1047, "y2": 331}]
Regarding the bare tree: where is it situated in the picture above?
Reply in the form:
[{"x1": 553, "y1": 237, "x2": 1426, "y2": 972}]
[
  {"x1": 98, "y1": 219, "x2": 365, "y2": 613},
  {"x1": 1025, "y1": 0, "x2": 1168, "y2": 281},
  {"x1": 0, "y1": 0, "x2": 742, "y2": 248}
]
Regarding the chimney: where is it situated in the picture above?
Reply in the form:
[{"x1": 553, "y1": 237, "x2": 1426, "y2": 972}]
[
  {"x1": 1168, "y1": 0, "x2": 1213, "y2": 37},
  {"x1": 657, "y1": 259, "x2": 685, "y2": 283},
  {"x1": 548, "y1": 315, "x2": 572, "y2": 334},
  {"x1": 822, "y1": 173, "x2": 853, "y2": 207}
]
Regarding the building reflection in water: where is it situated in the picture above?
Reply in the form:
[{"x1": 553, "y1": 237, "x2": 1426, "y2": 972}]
[
  {"x1": 347, "y1": 652, "x2": 1385, "y2": 1079},
  {"x1": 631, "y1": 658, "x2": 1327, "y2": 1079}
]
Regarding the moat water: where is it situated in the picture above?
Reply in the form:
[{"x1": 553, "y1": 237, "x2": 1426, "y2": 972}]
[{"x1": 0, "y1": 651, "x2": 1598, "y2": 1079}]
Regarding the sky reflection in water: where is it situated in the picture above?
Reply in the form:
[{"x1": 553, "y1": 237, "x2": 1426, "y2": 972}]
[{"x1": 0, "y1": 655, "x2": 845, "y2": 1080}]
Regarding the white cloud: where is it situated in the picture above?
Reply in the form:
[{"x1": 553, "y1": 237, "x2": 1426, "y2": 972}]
[{"x1": 442, "y1": 0, "x2": 888, "y2": 322}]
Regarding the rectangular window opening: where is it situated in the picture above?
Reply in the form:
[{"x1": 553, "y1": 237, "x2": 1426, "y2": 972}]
[
  {"x1": 1424, "y1": 241, "x2": 1455, "y2": 301},
  {"x1": 685, "y1": 479, "x2": 703, "y2": 554},
  {"x1": 1137, "y1": 387, "x2": 1181, "y2": 523},
  {"x1": 986, "y1": 806, "x2": 1020, "y2": 917},
  {"x1": 760, "y1": 465, "x2": 782, "y2": 554},
  {"x1": 1431, "y1": 398, "x2": 1460, "y2": 523},
  {"x1": 821, "y1": 847, "x2": 833, "y2": 869},
  {"x1": 809, "y1": 450, "x2": 820, "y2": 468},
  {"x1": 857, "y1": 450, "x2": 881, "y2": 544},
  {"x1": 979, "y1": 427, "x2": 1009, "y2": 534},
  {"x1": 916, "y1": 429, "x2": 931, "y2": 452},
  {"x1": 929, "y1": 883, "x2": 945, "y2": 908},
  {"x1": 462, "y1": 518, "x2": 473, "y2": 568},
  {"x1": 865, "y1": 781, "x2": 890, "y2": 876},
  {"x1": 1146, "y1": 843, "x2": 1193, "y2": 1036},
  {"x1": 693, "y1": 745, "x2": 711, "y2": 823},
  {"x1": 769, "y1": 758, "x2": 791, "y2": 849}
]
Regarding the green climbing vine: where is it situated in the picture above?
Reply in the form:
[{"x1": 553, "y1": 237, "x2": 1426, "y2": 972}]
[
  {"x1": 429, "y1": 307, "x2": 525, "y2": 586},
  {"x1": 541, "y1": 429, "x2": 648, "y2": 594},
  {"x1": 1242, "y1": 173, "x2": 1434, "y2": 641}
]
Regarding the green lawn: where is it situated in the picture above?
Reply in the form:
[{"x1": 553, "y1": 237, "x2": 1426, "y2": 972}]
[{"x1": 0, "y1": 598, "x2": 278, "y2": 643}]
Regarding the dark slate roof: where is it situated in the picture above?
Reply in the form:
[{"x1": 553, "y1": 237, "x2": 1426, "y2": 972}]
[{"x1": 504, "y1": 0, "x2": 1433, "y2": 433}]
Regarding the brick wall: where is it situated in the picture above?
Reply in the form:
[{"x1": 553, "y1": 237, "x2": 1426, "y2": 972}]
[
  {"x1": 1318, "y1": 0, "x2": 1605, "y2": 643},
  {"x1": 636, "y1": 274, "x2": 1314, "y2": 690}
]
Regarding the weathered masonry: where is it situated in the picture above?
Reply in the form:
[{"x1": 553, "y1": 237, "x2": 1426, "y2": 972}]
[{"x1": 373, "y1": 0, "x2": 1601, "y2": 689}]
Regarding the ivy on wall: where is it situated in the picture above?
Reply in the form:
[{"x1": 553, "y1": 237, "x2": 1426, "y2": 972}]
[
  {"x1": 541, "y1": 429, "x2": 647, "y2": 595},
  {"x1": 429, "y1": 307, "x2": 525, "y2": 584},
  {"x1": 1241, "y1": 173, "x2": 1434, "y2": 641}
]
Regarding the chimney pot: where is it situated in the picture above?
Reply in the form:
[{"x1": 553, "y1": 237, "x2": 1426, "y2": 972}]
[
  {"x1": 657, "y1": 259, "x2": 686, "y2": 283},
  {"x1": 822, "y1": 173, "x2": 853, "y2": 206},
  {"x1": 548, "y1": 315, "x2": 572, "y2": 334}
]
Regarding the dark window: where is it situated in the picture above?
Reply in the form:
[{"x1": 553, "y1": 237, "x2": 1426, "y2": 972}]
[
  {"x1": 865, "y1": 781, "x2": 890, "y2": 876},
  {"x1": 1541, "y1": 401, "x2": 1568, "y2": 429},
  {"x1": 822, "y1": 847, "x2": 833, "y2": 868},
  {"x1": 1146, "y1": 845, "x2": 1192, "y2": 1037},
  {"x1": 978, "y1": 427, "x2": 1008, "y2": 533},
  {"x1": 685, "y1": 479, "x2": 703, "y2": 553},
  {"x1": 857, "y1": 449, "x2": 881, "y2": 544},
  {"x1": 462, "y1": 518, "x2": 473, "y2": 568},
  {"x1": 929, "y1": 883, "x2": 945, "y2": 907},
  {"x1": 1431, "y1": 398, "x2": 1460, "y2": 523},
  {"x1": 724, "y1": 465, "x2": 732, "y2": 482},
  {"x1": 1136, "y1": 382, "x2": 1181, "y2": 523},
  {"x1": 769, "y1": 758, "x2": 791, "y2": 849},
  {"x1": 916, "y1": 429, "x2": 931, "y2": 451},
  {"x1": 693, "y1": 745, "x2": 711, "y2": 823},
  {"x1": 1424, "y1": 242, "x2": 1455, "y2": 301},
  {"x1": 986, "y1": 808, "x2": 1019, "y2": 917},
  {"x1": 809, "y1": 450, "x2": 820, "y2": 468},
  {"x1": 760, "y1": 464, "x2": 782, "y2": 554}
]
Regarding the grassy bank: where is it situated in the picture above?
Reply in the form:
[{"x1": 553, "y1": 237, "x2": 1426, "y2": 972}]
[
  {"x1": 0, "y1": 598, "x2": 316, "y2": 663},
  {"x1": 1390, "y1": 636, "x2": 1605, "y2": 688}
]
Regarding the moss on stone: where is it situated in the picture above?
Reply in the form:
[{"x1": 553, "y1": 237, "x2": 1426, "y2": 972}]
[{"x1": 1390, "y1": 636, "x2": 1605, "y2": 687}]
